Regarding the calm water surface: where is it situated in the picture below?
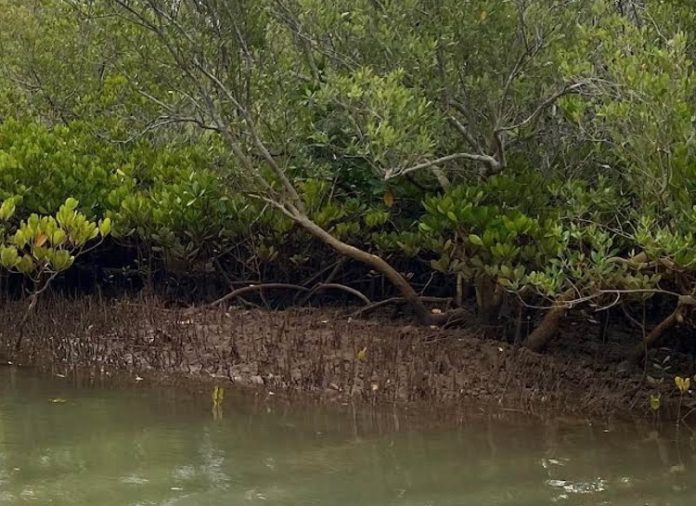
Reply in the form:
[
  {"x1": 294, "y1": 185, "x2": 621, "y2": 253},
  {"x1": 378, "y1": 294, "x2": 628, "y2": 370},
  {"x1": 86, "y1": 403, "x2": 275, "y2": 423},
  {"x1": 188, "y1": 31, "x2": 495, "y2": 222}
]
[{"x1": 0, "y1": 367, "x2": 694, "y2": 505}]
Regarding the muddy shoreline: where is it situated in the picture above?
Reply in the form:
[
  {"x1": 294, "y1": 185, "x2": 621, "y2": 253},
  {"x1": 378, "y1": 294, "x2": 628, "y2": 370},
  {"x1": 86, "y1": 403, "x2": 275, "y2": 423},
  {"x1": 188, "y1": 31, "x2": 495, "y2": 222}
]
[{"x1": 0, "y1": 297, "x2": 693, "y2": 421}]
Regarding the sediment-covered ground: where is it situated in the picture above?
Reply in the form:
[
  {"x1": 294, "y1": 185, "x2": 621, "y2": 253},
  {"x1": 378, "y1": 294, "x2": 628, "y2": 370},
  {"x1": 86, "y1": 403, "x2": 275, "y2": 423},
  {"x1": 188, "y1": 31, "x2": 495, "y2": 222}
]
[{"x1": 0, "y1": 297, "x2": 693, "y2": 420}]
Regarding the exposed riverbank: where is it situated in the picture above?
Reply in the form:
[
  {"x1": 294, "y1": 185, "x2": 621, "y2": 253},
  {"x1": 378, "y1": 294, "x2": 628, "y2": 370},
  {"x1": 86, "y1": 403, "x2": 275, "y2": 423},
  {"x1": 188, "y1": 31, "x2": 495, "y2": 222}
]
[{"x1": 1, "y1": 297, "x2": 694, "y2": 421}]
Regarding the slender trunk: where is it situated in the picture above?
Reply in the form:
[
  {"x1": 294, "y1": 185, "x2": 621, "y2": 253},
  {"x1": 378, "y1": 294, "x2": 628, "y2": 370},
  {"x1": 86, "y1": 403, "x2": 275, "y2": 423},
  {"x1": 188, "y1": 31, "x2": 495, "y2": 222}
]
[
  {"x1": 513, "y1": 301, "x2": 524, "y2": 345},
  {"x1": 14, "y1": 291, "x2": 39, "y2": 352},
  {"x1": 456, "y1": 273, "x2": 463, "y2": 308},
  {"x1": 616, "y1": 0, "x2": 644, "y2": 26},
  {"x1": 628, "y1": 306, "x2": 680, "y2": 364},
  {"x1": 524, "y1": 289, "x2": 575, "y2": 352},
  {"x1": 431, "y1": 167, "x2": 450, "y2": 190},
  {"x1": 627, "y1": 295, "x2": 696, "y2": 364},
  {"x1": 294, "y1": 214, "x2": 434, "y2": 324},
  {"x1": 475, "y1": 276, "x2": 503, "y2": 325}
]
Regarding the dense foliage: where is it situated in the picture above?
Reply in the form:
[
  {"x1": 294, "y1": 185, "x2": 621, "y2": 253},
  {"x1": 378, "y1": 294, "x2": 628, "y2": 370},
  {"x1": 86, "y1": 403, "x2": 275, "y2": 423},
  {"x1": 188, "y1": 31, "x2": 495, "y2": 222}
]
[{"x1": 1, "y1": 0, "x2": 696, "y2": 359}]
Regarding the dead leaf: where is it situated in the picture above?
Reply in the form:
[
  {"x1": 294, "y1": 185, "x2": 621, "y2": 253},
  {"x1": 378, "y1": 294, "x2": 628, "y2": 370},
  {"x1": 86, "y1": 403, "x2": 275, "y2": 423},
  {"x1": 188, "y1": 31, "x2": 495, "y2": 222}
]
[
  {"x1": 357, "y1": 347, "x2": 368, "y2": 362},
  {"x1": 35, "y1": 234, "x2": 48, "y2": 247}
]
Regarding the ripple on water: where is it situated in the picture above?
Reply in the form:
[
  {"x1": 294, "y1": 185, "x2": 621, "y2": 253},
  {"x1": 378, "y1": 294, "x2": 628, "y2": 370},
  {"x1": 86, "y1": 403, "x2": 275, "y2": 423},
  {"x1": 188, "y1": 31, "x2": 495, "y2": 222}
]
[
  {"x1": 1, "y1": 368, "x2": 695, "y2": 506},
  {"x1": 119, "y1": 474, "x2": 150, "y2": 485}
]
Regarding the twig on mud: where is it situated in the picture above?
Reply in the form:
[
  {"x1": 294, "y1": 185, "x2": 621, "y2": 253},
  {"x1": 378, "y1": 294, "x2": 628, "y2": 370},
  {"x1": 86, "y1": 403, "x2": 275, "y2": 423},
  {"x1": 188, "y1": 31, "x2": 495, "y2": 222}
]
[
  {"x1": 621, "y1": 304, "x2": 645, "y2": 331},
  {"x1": 307, "y1": 283, "x2": 371, "y2": 305},
  {"x1": 352, "y1": 296, "x2": 453, "y2": 318},
  {"x1": 296, "y1": 258, "x2": 346, "y2": 304},
  {"x1": 209, "y1": 281, "x2": 371, "y2": 308},
  {"x1": 421, "y1": 333, "x2": 451, "y2": 344},
  {"x1": 236, "y1": 296, "x2": 262, "y2": 309},
  {"x1": 209, "y1": 283, "x2": 310, "y2": 307}
]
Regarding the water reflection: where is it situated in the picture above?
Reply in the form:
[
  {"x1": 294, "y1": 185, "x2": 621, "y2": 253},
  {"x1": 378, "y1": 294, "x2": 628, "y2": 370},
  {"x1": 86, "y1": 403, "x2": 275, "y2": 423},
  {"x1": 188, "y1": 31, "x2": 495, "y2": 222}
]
[{"x1": 0, "y1": 367, "x2": 695, "y2": 505}]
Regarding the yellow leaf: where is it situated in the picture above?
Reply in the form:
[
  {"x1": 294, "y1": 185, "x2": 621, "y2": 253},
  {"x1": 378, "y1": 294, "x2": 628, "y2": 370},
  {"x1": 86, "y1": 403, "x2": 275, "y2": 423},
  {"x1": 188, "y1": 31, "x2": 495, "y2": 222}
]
[
  {"x1": 649, "y1": 393, "x2": 661, "y2": 411},
  {"x1": 675, "y1": 376, "x2": 690, "y2": 394},
  {"x1": 35, "y1": 233, "x2": 48, "y2": 247},
  {"x1": 480, "y1": 10, "x2": 488, "y2": 21},
  {"x1": 383, "y1": 191, "x2": 395, "y2": 208},
  {"x1": 357, "y1": 347, "x2": 368, "y2": 362},
  {"x1": 212, "y1": 385, "x2": 224, "y2": 406}
]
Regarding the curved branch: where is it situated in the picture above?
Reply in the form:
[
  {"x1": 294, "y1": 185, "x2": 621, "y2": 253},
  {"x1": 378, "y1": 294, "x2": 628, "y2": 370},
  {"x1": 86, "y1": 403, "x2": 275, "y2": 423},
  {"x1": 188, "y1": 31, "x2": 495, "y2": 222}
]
[
  {"x1": 210, "y1": 283, "x2": 309, "y2": 307},
  {"x1": 524, "y1": 289, "x2": 576, "y2": 352},
  {"x1": 352, "y1": 296, "x2": 453, "y2": 318},
  {"x1": 628, "y1": 305, "x2": 682, "y2": 365},
  {"x1": 308, "y1": 283, "x2": 371, "y2": 305},
  {"x1": 209, "y1": 282, "x2": 371, "y2": 308},
  {"x1": 496, "y1": 82, "x2": 585, "y2": 135},
  {"x1": 447, "y1": 115, "x2": 484, "y2": 153},
  {"x1": 387, "y1": 152, "x2": 500, "y2": 180}
]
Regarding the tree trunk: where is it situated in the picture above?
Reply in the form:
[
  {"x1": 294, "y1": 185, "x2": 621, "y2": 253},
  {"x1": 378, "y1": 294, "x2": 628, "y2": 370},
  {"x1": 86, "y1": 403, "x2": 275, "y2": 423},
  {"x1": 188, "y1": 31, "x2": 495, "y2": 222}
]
[
  {"x1": 620, "y1": 295, "x2": 696, "y2": 368},
  {"x1": 475, "y1": 276, "x2": 503, "y2": 325},
  {"x1": 615, "y1": 0, "x2": 644, "y2": 26},
  {"x1": 627, "y1": 307, "x2": 680, "y2": 365},
  {"x1": 629, "y1": 296, "x2": 696, "y2": 362},
  {"x1": 293, "y1": 214, "x2": 435, "y2": 324},
  {"x1": 524, "y1": 289, "x2": 575, "y2": 352}
]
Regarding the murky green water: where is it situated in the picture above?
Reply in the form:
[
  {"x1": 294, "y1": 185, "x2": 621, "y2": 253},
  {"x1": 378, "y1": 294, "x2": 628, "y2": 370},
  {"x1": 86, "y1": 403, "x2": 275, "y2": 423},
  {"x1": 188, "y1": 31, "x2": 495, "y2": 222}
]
[{"x1": 0, "y1": 368, "x2": 694, "y2": 505}]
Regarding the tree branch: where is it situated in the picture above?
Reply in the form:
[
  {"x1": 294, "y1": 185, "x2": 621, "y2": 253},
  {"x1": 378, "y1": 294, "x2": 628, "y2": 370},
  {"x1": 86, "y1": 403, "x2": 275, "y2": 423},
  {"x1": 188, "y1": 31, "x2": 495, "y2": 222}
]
[
  {"x1": 496, "y1": 82, "x2": 585, "y2": 135},
  {"x1": 386, "y1": 152, "x2": 501, "y2": 180}
]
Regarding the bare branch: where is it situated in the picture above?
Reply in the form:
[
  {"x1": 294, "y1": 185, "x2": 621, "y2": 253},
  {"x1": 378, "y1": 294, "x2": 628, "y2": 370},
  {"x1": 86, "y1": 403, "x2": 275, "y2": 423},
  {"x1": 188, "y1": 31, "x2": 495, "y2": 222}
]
[
  {"x1": 210, "y1": 283, "x2": 310, "y2": 307},
  {"x1": 447, "y1": 115, "x2": 484, "y2": 154},
  {"x1": 386, "y1": 152, "x2": 501, "y2": 180},
  {"x1": 496, "y1": 82, "x2": 585, "y2": 135}
]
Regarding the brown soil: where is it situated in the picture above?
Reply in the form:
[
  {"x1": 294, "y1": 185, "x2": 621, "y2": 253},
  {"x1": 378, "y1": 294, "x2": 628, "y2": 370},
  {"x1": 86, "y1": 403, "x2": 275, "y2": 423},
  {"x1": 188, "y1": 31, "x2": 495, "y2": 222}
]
[{"x1": 0, "y1": 296, "x2": 693, "y2": 420}]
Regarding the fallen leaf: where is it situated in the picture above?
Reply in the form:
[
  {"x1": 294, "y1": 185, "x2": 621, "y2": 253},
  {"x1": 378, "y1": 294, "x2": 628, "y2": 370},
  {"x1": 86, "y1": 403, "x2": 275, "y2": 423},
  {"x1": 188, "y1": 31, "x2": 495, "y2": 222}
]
[{"x1": 357, "y1": 347, "x2": 368, "y2": 362}]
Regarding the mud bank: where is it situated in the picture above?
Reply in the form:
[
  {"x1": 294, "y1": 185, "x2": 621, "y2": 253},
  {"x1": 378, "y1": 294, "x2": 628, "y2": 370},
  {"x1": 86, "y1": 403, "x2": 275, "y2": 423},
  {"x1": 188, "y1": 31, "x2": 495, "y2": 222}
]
[{"x1": 0, "y1": 297, "x2": 693, "y2": 420}]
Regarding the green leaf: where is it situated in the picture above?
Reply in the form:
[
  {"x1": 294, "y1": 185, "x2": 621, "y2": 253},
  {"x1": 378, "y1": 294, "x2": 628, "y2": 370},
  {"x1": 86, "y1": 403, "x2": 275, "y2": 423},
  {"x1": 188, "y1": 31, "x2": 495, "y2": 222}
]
[
  {"x1": 15, "y1": 255, "x2": 34, "y2": 274},
  {"x1": 0, "y1": 246, "x2": 19, "y2": 268},
  {"x1": 468, "y1": 234, "x2": 484, "y2": 247},
  {"x1": 64, "y1": 197, "x2": 79, "y2": 211},
  {"x1": 50, "y1": 250, "x2": 74, "y2": 271},
  {"x1": 0, "y1": 200, "x2": 16, "y2": 221},
  {"x1": 12, "y1": 229, "x2": 28, "y2": 248},
  {"x1": 99, "y1": 217, "x2": 112, "y2": 237}
]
